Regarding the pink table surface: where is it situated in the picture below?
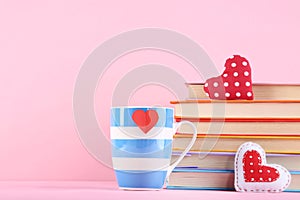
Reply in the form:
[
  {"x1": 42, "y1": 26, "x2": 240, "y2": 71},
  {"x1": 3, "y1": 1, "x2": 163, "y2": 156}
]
[{"x1": 0, "y1": 181, "x2": 299, "y2": 200}]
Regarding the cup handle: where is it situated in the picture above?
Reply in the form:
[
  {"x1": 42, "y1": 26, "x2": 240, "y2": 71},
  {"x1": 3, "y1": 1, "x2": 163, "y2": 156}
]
[{"x1": 166, "y1": 120, "x2": 197, "y2": 178}]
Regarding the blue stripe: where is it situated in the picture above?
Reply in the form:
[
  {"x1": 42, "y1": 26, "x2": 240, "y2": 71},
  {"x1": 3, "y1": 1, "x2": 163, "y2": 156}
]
[
  {"x1": 289, "y1": 171, "x2": 300, "y2": 175},
  {"x1": 115, "y1": 170, "x2": 167, "y2": 189},
  {"x1": 111, "y1": 107, "x2": 173, "y2": 128},
  {"x1": 285, "y1": 189, "x2": 300, "y2": 192},
  {"x1": 111, "y1": 108, "x2": 120, "y2": 126},
  {"x1": 112, "y1": 139, "x2": 172, "y2": 158}
]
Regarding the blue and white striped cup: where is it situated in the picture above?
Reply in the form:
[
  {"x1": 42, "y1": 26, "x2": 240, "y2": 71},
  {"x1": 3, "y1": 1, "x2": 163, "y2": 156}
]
[{"x1": 111, "y1": 106, "x2": 197, "y2": 190}]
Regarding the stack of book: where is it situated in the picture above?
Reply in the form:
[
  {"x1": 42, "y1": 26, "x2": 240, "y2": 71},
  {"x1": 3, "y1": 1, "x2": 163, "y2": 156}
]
[{"x1": 167, "y1": 83, "x2": 300, "y2": 192}]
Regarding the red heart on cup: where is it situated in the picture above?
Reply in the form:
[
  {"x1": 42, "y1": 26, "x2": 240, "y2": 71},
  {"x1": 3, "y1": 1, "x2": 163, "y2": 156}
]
[
  {"x1": 132, "y1": 110, "x2": 159, "y2": 134},
  {"x1": 204, "y1": 55, "x2": 254, "y2": 100}
]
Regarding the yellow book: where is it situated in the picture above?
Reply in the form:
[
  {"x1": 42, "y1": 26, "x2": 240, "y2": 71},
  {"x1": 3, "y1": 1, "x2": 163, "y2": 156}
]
[
  {"x1": 171, "y1": 100, "x2": 300, "y2": 119},
  {"x1": 172, "y1": 134, "x2": 300, "y2": 153}
]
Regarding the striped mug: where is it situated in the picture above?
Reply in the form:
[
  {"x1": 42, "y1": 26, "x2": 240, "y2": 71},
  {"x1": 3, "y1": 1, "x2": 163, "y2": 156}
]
[{"x1": 110, "y1": 106, "x2": 197, "y2": 190}]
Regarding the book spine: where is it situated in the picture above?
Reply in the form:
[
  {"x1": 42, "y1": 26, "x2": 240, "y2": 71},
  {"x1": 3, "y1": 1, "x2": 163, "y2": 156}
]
[{"x1": 175, "y1": 117, "x2": 300, "y2": 122}]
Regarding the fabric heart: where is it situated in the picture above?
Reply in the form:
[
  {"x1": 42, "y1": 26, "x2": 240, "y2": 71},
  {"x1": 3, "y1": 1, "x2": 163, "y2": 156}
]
[
  {"x1": 235, "y1": 142, "x2": 291, "y2": 192},
  {"x1": 203, "y1": 55, "x2": 254, "y2": 100},
  {"x1": 132, "y1": 110, "x2": 159, "y2": 134},
  {"x1": 243, "y1": 150, "x2": 279, "y2": 183}
]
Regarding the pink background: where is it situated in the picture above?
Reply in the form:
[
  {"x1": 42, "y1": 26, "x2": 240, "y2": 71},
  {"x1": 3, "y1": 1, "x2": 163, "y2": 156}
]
[{"x1": 1, "y1": 0, "x2": 300, "y2": 181}]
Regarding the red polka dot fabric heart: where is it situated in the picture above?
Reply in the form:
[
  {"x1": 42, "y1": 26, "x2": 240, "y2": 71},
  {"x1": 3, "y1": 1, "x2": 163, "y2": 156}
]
[
  {"x1": 243, "y1": 150, "x2": 279, "y2": 183},
  {"x1": 235, "y1": 142, "x2": 291, "y2": 192},
  {"x1": 203, "y1": 55, "x2": 254, "y2": 100}
]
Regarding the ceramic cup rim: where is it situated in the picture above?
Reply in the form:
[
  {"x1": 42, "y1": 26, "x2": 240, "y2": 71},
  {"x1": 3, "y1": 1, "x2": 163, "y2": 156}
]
[{"x1": 111, "y1": 106, "x2": 174, "y2": 110}]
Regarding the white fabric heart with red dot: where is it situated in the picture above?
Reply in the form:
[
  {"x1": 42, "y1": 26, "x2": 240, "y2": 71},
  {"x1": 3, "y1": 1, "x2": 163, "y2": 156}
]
[
  {"x1": 204, "y1": 55, "x2": 254, "y2": 100},
  {"x1": 235, "y1": 142, "x2": 291, "y2": 192}
]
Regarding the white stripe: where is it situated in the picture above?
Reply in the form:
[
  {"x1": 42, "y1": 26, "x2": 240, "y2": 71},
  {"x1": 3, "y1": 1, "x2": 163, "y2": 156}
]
[
  {"x1": 119, "y1": 107, "x2": 124, "y2": 126},
  {"x1": 110, "y1": 127, "x2": 174, "y2": 139},
  {"x1": 112, "y1": 157, "x2": 170, "y2": 171}
]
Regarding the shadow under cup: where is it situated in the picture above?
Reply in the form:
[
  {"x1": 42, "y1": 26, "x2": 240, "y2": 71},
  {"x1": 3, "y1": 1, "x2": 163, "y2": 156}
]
[{"x1": 110, "y1": 107, "x2": 174, "y2": 190}]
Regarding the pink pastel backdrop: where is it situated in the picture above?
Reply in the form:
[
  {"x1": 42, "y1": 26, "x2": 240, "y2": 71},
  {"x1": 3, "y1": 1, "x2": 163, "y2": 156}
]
[{"x1": 1, "y1": 0, "x2": 300, "y2": 181}]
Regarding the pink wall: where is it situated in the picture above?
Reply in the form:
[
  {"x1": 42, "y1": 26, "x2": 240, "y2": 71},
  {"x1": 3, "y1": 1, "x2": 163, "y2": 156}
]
[{"x1": 0, "y1": 0, "x2": 300, "y2": 181}]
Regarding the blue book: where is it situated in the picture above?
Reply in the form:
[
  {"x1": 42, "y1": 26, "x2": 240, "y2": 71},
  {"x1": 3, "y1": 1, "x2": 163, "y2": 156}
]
[{"x1": 166, "y1": 168, "x2": 300, "y2": 192}]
